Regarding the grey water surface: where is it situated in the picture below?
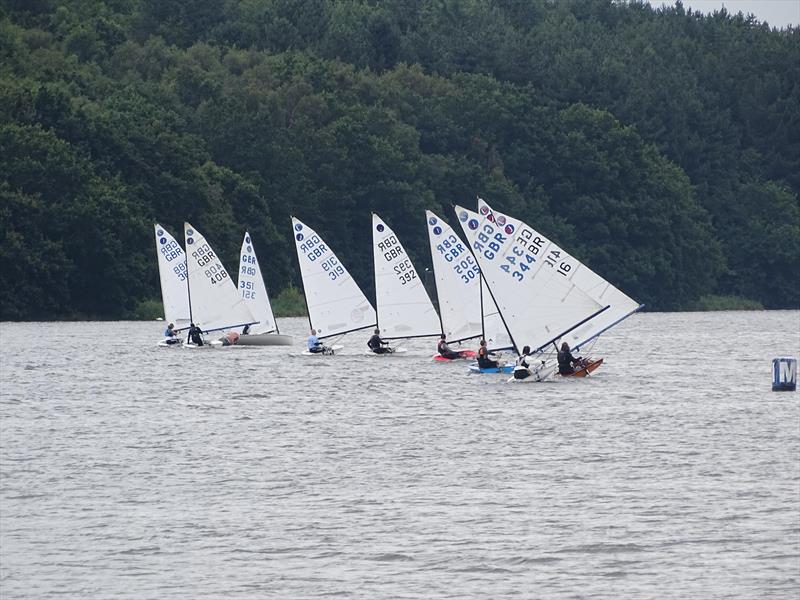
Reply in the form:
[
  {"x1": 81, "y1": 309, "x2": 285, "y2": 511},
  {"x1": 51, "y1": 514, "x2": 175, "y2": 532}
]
[{"x1": 1, "y1": 311, "x2": 798, "y2": 599}]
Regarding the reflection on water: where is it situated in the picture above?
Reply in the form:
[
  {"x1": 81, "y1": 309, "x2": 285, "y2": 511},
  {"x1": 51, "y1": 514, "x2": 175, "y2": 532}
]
[{"x1": 1, "y1": 312, "x2": 798, "y2": 599}]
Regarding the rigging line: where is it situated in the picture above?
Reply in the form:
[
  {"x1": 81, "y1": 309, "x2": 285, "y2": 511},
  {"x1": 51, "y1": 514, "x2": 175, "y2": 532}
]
[{"x1": 573, "y1": 303, "x2": 645, "y2": 352}]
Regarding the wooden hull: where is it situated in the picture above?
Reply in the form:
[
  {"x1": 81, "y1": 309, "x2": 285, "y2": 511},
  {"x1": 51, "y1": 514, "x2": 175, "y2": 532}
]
[{"x1": 560, "y1": 357, "x2": 603, "y2": 377}]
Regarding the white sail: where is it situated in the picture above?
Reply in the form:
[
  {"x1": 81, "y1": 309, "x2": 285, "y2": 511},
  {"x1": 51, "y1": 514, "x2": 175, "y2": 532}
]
[
  {"x1": 373, "y1": 214, "x2": 440, "y2": 339},
  {"x1": 425, "y1": 210, "x2": 482, "y2": 341},
  {"x1": 291, "y1": 217, "x2": 376, "y2": 339},
  {"x1": 480, "y1": 278, "x2": 514, "y2": 351},
  {"x1": 238, "y1": 232, "x2": 278, "y2": 335},
  {"x1": 184, "y1": 222, "x2": 257, "y2": 333},
  {"x1": 455, "y1": 205, "x2": 606, "y2": 353},
  {"x1": 477, "y1": 198, "x2": 642, "y2": 351},
  {"x1": 154, "y1": 224, "x2": 190, "y2": 327}
]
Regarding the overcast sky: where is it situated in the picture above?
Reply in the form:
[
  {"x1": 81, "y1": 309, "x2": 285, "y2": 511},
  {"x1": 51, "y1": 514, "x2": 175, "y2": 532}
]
[{"x1": 666, "y1": 0, "x2": 799, "y2": 28}]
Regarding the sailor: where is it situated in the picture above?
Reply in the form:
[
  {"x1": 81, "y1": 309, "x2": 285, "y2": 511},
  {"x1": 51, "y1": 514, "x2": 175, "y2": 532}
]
[
  {"x1": 477, "y1": 339, "x2": 499, "y2": 369},
  {"x1": 164, "y1": 323, "x2": 180, "y2": 345},
  {"x1": 222, "y1": 331, "x2": 240, "y2": 346},
  {"x1": 242, "y1": 324, "x2": 250, "y2": 335},
  {"x1": 307, "y1": 329, "x2": 326, "y2": 354},
  {"x1": 187, "y1": 323, "x2": 204, "y2": 346},
  {"x1": 557, "y1": 341, "x2": 581, "y2": 375},
  {"x1": 367, "y1": 329, "x2": 393, "y2": 354},
  {"x1": 513, "y1": 345, "x2": 532, "y2": 380},
  {"x1": 437, "y1": 334, "x2": 461, "y2": 360}
]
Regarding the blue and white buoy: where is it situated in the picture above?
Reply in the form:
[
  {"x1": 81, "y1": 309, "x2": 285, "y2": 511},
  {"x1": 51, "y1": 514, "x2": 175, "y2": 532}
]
[{"x1": 772, "y1": 357, "x2": 797, "y2": 392}]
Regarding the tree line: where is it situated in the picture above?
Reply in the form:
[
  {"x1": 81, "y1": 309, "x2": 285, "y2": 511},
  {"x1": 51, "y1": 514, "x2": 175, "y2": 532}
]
[{"x1": 1, "y1": 0, "x2": 798, "y2": 319}]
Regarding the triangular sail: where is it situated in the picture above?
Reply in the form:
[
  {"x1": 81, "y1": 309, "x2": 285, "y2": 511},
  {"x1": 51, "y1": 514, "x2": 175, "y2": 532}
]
[
  {"x1": 477, "y1": 198, "x2": 642, "y2": 350},
  {"x1": 373, "y1": 214, "x2": 440, "y2": 339},
  {"x1": 291, "y1": 217, "x2": 376, "y2": 339},
  {"x1": 184, "y1": 222, "x2": 257, "y2": 333},
  {"x1": 154, "y1": 224, "x2": 190, "y2": 327},
  {"x1": 425, "y1": 210, "x2": 482, "y2": 341},
  {"x1": 238, "y1": 232, "x2": 278, "y2": 335},
  {"x1": 455, "y1": 205, "x2": 606, "y2": 353},
  {"x1": 480, "y1": 278, "x2": 514, "y2": 351}
]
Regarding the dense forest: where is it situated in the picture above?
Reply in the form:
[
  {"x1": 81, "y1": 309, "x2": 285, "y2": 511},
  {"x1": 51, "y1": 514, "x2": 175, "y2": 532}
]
[{"x1": 1, "y1": 0, "x2": 798, "y2": 320}]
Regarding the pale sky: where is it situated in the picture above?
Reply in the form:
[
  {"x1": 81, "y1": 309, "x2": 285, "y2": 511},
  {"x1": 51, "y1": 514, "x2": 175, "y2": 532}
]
[{"x1": 666, "y1": 0, "x2": 799, "y2": 28}]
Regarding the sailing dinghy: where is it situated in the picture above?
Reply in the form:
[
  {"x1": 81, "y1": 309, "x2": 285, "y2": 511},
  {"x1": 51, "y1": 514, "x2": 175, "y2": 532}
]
[
  {"x1": 154, "y1": 224, "x2": 191, "y2": 346},
  {"x1": 292, "y1": 217, "x2": 376, "y2": 354},
  {"x1": 425, "y1": 210, "x2": 511, "y2": 367},
  {"x1": 455, "y1": 204, "x2": 606, "y2": 380},
  {"x1": 369, "y1": 214, "x2": 440, "y2": 355},
  {"x1": 184, "y1": 222, "x2": 258, "y2": 346},
  {"x1": 477, "y1": 198, "x2": 642, "y2": 355},
  {"x1": 236, "y1": 232, "x2": 293, "y2": 346}
]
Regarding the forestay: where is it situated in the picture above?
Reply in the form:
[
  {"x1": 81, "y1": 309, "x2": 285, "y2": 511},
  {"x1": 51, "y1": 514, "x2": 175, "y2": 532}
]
[
  {"x1": 455, "y1": 205, "x2": 606, "y2": 354},
  {"x1": 292, "y1": 217, "x2": 376, "y2": 339},
  {"x1": 373, "y1": 214, "x2": 440, "y2": 339},
  {"x1": 153, "y1": 224, "x2": 190, "y2": 327},
  {"x1": 238, "y1": 232, "x2": 278, "y2": 335},
  {"x1": 184, "y1": 222, "x2": 257, "y2": 333},
  {"x1": 477, "y1": 199, "x2": 642, "y2": 351}
]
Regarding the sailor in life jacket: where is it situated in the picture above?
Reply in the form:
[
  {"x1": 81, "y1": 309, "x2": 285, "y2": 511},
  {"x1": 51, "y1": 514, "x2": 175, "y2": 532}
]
[
  {"x1": 437, "y1": 334, "x2": 461, "y2": 360},
  {"x1": 557, "y1": 342, "x2": 581, "y2": 375},
  {"x1": 164, "y1": 323, "x2": 180, "y2": 345},
  {"x1": 513, "y1": 345, "x2": 532, "y2": 380},
  {"x1": 477, "y1": 339, "x2": 499, "y2": 369}
]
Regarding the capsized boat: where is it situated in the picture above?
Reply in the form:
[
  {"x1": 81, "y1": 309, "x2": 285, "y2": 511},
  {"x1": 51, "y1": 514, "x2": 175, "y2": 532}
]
[{"x1": 236, "y1": 231, "x2": 293, "y2": 346}]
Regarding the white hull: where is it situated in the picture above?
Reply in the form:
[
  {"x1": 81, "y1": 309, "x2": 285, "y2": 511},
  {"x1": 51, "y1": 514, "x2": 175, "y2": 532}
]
[
  {"x1": 508, "y1": 363, "x2": 557, "y2": 383},
  {"x1": 363, "y1": 347, "x2": 409, "y2": 356},
  {"x1": 236, "y1": 333, "x2": 294, "y2": 346}
]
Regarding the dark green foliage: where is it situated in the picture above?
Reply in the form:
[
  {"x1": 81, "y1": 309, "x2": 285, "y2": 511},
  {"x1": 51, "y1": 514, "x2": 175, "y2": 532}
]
[{"x1": 1, "y1": 0, "x2": 798, "y2": 319}]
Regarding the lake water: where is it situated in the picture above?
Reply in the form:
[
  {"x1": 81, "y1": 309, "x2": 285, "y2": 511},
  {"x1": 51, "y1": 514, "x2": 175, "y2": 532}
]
[{"x1": 1, "y1": 311, "x2": 798, "y2": 599}]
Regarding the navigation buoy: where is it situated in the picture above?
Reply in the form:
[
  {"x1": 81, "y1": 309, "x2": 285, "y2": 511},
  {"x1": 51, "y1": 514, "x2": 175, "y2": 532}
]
[{"x1": 772, "y1": 357, "x2": 797, "y2": 392}]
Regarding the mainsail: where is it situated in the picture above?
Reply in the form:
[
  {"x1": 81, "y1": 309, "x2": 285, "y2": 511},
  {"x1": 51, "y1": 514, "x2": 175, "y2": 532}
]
[
  {"x1": 153, "y1": 224, "x2": 190, "y2": 327},
  {"x1": 184, "y1": 222, "x2": 257, "y2": 333},
  {"x1": 424, "y1": 210, "x2": 512, "y2": 350},
  {"x1": 425, "y1": 210, "x2": 482, "y2": 342},
  {"x1": 238, "y1": 232, "x2": 279, "y2": 335},
  {"x1": 291, "y1": 217, "x2": 376, "y2": 339},
  {"x1": 372, "y1": 214, "x2": 440, "y2": 339},
  {"x1": 455, "y1": 205, "x2": 608, "y2": 354},
  {"x1": 477, "y1": 198, "x2": 643, "y2": 351}
]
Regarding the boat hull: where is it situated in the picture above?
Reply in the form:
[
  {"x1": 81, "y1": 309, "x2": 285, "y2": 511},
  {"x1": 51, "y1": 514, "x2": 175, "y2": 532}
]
[
  {"x1": 433, "y1": 350, "x2": 477, "y2": 362},
  {"x1": 236, "y1": 333, "x2": 294, "y2": 346},
  {"x1": 468, "y1": 364, "x2": 514, "y2": 374},
  {"x1": 559, "y1": 358, "x2": 603, "y2": 377}
]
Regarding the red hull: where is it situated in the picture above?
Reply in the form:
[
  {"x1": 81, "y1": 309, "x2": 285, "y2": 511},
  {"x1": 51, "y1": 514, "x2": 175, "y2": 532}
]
[{"x1": 432, "y1": 349, "x2": 477, "y2": 362}]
